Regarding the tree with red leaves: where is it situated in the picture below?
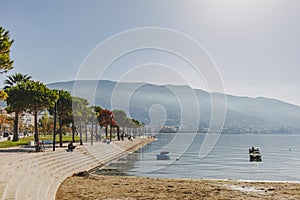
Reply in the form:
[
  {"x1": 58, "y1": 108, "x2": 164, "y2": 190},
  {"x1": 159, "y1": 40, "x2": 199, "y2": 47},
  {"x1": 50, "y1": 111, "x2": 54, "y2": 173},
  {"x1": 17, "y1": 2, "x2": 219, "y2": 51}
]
[{"x1": 97, "y1": 109, "x2": 120, "y2": 141}]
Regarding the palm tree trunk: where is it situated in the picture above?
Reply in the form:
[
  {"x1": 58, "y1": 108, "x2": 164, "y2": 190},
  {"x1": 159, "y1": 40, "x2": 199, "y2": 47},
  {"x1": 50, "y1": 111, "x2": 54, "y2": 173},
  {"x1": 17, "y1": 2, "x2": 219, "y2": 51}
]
[
  {"x1": 117, "y1": 126, "x2": 120, "y2": 141},
  {"x1": 72, "y1": 121, "x2": 75, "y2": 142},
  {"x1": 105, "y1": 126, "x2": 108, "y2": 139},
  {"x1": 122, "y1": 126, "x2": 125, "y2": 141},
  {"x1": 79, "y1": 123, "x2": 83, "y2": 145},
  {"x1": 110, "y1": 125, "x2": 112, "y2": 141},
  {"x1": 95, "y1": 124, "x2": 98, "y2": 141},
  {"x1": 99, "y1": 126, "x2": 102, "y2": 141},
  {"x1": 12, "y1": 112, "x2": 19, "y2": 142}
]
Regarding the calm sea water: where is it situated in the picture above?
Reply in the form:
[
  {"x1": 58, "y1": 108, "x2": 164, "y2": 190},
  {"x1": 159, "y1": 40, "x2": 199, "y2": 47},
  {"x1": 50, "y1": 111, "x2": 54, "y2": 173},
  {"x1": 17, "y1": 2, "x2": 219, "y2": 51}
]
[{"x1": 106, "y1": 133, "x2": 300, "y2": 181}]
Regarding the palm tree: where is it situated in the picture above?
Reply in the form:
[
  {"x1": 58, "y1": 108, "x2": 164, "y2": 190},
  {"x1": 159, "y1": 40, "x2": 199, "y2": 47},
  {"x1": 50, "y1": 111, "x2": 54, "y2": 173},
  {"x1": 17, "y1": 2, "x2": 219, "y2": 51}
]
[
  {"x1": 4, "y1": 73, "x2": 32, "y2": 90},
  {"x1": 3, "y1": 73, "x2": 32, "y2": 141}
]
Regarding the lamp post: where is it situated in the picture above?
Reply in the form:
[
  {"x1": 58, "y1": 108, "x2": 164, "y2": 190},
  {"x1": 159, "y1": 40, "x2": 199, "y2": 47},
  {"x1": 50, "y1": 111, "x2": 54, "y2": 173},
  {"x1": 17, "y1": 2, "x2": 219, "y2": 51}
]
[{"x1": 53, "y1": 99, "x2": 57, "y2": 151}]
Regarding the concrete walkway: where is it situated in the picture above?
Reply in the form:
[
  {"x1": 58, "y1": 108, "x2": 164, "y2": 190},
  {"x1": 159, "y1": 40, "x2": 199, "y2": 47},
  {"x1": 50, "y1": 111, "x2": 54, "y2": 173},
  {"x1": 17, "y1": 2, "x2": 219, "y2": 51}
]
[{"x1": 0, "y1": 138, "x2": 153, "y2": 200}]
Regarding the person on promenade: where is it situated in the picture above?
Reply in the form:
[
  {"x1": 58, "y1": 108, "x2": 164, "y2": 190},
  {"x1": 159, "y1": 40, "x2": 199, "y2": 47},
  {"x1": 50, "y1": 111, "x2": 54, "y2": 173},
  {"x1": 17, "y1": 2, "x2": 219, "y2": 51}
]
[
  {"x1": 67, "y1": 141, "x2": 76, "y2": 152},
  {"x1": 35, "y1": 141, "x2": 43, "y2": 152},
  {"x1": 128, "y1": 134, "x2": 133, "y2": 141}
]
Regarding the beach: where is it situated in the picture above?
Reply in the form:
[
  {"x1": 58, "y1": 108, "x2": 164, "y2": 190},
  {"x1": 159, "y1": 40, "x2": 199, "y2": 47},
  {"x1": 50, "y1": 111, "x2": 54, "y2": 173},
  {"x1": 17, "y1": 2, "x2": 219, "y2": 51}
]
[{"x1": 56, "y1": 174, "x2": 300, "y2": 200}]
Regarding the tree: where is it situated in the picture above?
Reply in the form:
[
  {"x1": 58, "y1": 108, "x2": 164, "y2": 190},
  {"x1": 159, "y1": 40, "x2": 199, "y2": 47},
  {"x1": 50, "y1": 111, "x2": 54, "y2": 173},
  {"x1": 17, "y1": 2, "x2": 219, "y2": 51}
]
[
  {"x1": 62, "y1": 116, "x2": 75, "y2": 142},
  {"x1": 39, "y1": 111, "x2": 50, "y2": 136},
  {"x1": 3, "y1": 73, "x2": 32, "y2": 141},
  {"x1": 93, "y1": 106, "x2": 102, "y2": 114},
  {"x1": 4, "y1": 73, "x2": 32, "y2": 90},
  {"x1": 131, "y1": 118, "x2": 142, "y2": 127},
  {"x1": 25, "y1": 81, "x2": 58, "y2": 142},
  {"x1": 0, "y1": 27, "x2": 14, "y2": 74},
  {"x1": 0, "y1": 90, "x2": 8, "y2": 100},
  {"x1": 112, "y1": 109, "x2": 128, "y2": 140},
  {"x1": 82, "y1": 106, "x2": 92, "y2": 142},
  {"x1": 56, "y1": 90, "x2": 72, "y2": 147},
  {"x1": 72, "y1": 96, "x2": 89, "y2": 145},
  {"x1": 97, "y1": 109, "x2": 111, "y2": 140},
  {"x1": 93, "y1": 106, "x2": 102, "y2": 141},
  {"x1": 6, "y1": 82, "x2": 31, "y2": 141},
  {"x1": 0, "y1": 114, "x2": 13, "y2": 133},
  {"x1": 97, "y1": 109, "x2": 119, "y2": 141},
  {"x1": 126, "y1": 118, "x2": 142, "y2": 138}
]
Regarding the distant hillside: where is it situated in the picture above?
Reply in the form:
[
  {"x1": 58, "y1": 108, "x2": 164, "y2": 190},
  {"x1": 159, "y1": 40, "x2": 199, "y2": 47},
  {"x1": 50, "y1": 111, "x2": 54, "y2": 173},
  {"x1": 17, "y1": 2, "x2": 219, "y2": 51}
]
[{"x1": 47, "y1": 80, "x2": 300, "y2": 134}]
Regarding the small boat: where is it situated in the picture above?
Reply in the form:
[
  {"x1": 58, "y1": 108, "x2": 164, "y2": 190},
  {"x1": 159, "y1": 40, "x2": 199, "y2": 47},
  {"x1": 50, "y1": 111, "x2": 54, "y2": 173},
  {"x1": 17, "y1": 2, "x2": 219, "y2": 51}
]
[
  {"x1": 249, "y1": 147, "x2": 262, "y2": 162},
  {"x1": 156, "y1": 151, "x2": 170, "y2": 160}
]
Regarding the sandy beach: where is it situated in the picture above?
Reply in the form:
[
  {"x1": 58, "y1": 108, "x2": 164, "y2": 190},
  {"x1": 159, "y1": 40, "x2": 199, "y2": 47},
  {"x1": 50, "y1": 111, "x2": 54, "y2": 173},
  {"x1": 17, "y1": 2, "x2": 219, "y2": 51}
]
[{"x1": 56, "y1": 174, "x2": 300, "y2": 200}]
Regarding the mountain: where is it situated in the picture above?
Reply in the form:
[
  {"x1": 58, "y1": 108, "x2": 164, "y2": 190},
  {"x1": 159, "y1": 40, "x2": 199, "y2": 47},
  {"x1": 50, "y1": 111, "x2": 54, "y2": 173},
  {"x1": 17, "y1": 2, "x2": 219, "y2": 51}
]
[{"x1": 47, "y1": 80, "x2": 300, "y2": 134}]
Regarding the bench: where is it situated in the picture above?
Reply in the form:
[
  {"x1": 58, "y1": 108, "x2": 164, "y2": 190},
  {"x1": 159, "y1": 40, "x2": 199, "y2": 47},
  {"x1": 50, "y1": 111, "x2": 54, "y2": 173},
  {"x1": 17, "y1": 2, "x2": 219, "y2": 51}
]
[{"x1": 42, "y1": 140, "x2": 52, "y2": 144}]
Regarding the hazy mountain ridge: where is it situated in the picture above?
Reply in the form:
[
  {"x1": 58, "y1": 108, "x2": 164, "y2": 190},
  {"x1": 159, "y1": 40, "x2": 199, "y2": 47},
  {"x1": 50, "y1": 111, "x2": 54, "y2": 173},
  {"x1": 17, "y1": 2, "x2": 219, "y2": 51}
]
[{"x1": 47, "y1": 80, "x2": 300, "y2": 134}]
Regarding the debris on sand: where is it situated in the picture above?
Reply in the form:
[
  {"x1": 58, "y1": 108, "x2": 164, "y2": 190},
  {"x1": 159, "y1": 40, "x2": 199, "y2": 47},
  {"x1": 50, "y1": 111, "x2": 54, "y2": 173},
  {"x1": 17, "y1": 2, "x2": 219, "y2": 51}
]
[{"x1": 74, "y1": 171, "x2": 89, "y2": 177}]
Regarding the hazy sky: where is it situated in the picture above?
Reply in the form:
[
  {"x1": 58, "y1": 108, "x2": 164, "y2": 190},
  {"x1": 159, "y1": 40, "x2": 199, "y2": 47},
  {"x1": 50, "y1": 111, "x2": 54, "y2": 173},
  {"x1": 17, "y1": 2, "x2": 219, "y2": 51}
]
[{"x1": 1, "y1": 0, "x2": 300, "y2": 105}]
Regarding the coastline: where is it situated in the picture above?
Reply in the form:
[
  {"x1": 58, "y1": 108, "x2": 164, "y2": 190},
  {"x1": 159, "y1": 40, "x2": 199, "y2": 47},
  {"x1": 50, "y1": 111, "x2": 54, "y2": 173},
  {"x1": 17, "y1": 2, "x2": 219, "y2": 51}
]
[
  {"x1": 86, "y1": 137, "x2": 156, "y2": 173},
  {"x1": 0, "y1": 137, "x2": 155, "y2": 200},
  {"x1": 56, "y1": 175, "x2": 300, "y2": 200},
  {"x1": 56, "y1": 138, "x2": 300, "y2": 199}
]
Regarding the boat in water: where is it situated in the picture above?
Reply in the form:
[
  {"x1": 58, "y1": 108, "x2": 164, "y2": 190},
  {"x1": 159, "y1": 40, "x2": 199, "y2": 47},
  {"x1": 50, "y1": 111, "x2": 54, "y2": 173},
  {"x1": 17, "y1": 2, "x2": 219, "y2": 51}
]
[
  {"x1": 249, "y1": 147, "x2": 262, "y2": 162},
  {"x1": 156, "y1": 151, "x2": 170, "y2": 160}
]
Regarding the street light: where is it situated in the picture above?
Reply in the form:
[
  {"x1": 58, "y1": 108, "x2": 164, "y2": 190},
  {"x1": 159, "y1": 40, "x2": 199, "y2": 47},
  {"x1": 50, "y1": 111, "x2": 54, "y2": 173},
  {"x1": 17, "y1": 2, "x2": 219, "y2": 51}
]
[
  {"x1": 53, "y1": 99, "x2": 57, "y2": 151},
  {"x1": 53, "y1": 90, "x2": 59, "y2": 151}
]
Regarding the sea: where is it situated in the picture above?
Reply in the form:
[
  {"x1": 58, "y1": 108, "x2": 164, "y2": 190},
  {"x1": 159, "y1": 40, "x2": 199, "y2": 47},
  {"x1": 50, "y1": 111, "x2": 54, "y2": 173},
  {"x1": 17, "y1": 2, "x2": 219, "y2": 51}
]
[{"x1": 102, "y1": 133, "x2": 300, "y2": 181}]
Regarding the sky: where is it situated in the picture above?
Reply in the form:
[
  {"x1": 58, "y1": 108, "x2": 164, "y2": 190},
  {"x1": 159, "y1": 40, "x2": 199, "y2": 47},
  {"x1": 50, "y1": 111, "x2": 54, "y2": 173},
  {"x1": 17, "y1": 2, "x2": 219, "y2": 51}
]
[{"x1": 1, "y1": 0, "x2": 300, "y2": 105}]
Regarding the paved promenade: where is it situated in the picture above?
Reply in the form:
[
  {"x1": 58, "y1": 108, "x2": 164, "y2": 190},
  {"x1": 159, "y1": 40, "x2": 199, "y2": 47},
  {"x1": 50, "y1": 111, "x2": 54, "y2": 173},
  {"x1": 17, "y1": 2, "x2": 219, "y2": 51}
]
[{"x1": 0, "y1": 138, "x2": 153, "y2": 200}]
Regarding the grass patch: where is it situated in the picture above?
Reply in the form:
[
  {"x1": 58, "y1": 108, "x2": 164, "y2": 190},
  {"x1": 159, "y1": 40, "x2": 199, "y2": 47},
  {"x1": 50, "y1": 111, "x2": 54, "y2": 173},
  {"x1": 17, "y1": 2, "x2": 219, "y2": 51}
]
[{"x1": 0, "y1": 135, "x2": 80, "y2": 148}]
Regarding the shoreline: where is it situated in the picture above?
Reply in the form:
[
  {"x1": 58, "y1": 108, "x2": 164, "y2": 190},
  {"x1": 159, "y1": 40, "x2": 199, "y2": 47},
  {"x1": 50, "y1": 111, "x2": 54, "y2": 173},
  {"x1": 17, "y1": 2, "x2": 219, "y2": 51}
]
[
  {"x1": 87, "y1": 137, "x2": 156, "y2": 173},
  {"x1": 56, "y1": 139, "x2": 300, "y2": 199},
  {"x1": 0, "y1": 137, "x2": 155, "y2": 200},
  {"x1": 56, "y1": 174, "x2": 300, "y2": 200},
  {"x1": 179, "y1": 178, "x2": 300, "y2": 184}
]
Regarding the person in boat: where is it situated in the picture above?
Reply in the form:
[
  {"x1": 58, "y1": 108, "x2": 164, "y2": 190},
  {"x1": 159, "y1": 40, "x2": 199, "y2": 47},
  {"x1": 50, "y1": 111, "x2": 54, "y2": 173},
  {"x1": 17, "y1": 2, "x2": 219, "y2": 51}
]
[{"x1": 68, "y1": 141, "x2": 76, "y2": 151}]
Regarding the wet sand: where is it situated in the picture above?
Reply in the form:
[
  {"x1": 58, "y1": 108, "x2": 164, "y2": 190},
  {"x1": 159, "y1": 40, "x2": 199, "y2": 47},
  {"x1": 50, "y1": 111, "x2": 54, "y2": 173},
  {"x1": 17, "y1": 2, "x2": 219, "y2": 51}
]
[{"x1": 56, "y1": 174, "x2": 300, "y2": 200}]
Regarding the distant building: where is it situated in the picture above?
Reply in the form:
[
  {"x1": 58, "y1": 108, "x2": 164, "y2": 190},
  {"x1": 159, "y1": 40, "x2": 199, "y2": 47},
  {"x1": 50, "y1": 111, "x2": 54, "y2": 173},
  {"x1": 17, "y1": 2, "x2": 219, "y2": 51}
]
[
  {"x1": 0, "y1": 107, "x2": 13, "y2": 133},
  {"x1": 0, "y1": 107, "x2": 6, "y2": 115},
  {"x1": 20, "y1": 112, "x2": 34, "y2": 127},
  {"x1": 0, "y1": 107, "x2": 50, "y2": 133}
]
